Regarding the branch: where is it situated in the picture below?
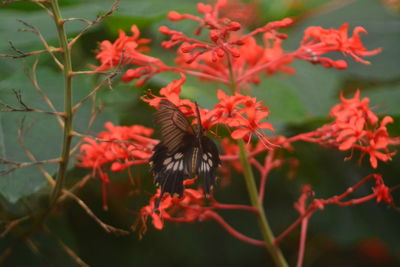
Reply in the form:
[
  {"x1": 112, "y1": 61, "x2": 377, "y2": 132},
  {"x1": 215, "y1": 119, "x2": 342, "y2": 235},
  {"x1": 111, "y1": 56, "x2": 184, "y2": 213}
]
[
  {"x1": 64, "y1": 190, "x2": 130, "y2": 236},
  {"x1": 26, "y1": 58, "x2": 65, "y2": 127},
  {"x1": 42, "y1": 226, "x2": 89, "y2": 267},
  {"x1": 72, "y1": 69, "x2": 119, "y2": 113},
  {"x1": 0, "y1": 157, "x2": 61, "y2": 176},
  {"x1": 69, "y1": 100, "x2": 104, "y2": 155},
  {"x1": 203, "y1": 211, "x2": 265, "y2": 246},
  {"x1": 67, "y1": 0, "x2": 119, "y2": 48},
  {"x1": 16, "y1": 19, "x2": 63, "y2": 69},
  {"x1": 0, "y1": 89, "x2": 62, "y2": 116},
  {"x1": 0, "y1": 41, "x2": 62, "y2": 59},
  {"x1": 0, "y1": 216, "x2": 30, "y2": 238}
]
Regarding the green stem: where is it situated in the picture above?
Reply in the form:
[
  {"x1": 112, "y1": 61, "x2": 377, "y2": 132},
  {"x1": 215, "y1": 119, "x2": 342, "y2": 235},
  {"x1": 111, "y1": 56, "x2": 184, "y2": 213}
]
[
  {"x1": 49, "y1": 0, "x2": 73, "y2": 207},
  {"x1": 238, "y1": 141, "x2": 288, "y2": 267},
  {"x1": 225, "y1": 50, "x2": 288, "y2": 266}
]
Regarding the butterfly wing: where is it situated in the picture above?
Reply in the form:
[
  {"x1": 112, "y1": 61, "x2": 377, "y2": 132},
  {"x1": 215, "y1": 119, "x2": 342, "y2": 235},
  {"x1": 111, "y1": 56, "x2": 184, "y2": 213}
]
[
  {"x1": 149, "y1": 134, "x2": 196, "y2": 206},
  {"x1": 150, "y1": 143, "x2": 186, "y2": 197},
  {"x1": 154, "y1": 99, "x2": 194, "y2": 154},
  {"x1": 197, "y1": 136, "x2": 221, "y2": 195},
  {"x1": 150, "y1": 100, "x2": 220, "y2": 208}
]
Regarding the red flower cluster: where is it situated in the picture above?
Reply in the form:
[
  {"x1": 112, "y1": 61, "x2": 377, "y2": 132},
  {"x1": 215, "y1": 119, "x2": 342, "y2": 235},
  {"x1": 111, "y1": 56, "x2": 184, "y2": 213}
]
[
  {"x1": 77, "y1": 122, "x2": 157, "y2": 208},
  {"x1": 84, "y1": 1, "x2": 397, "y2": 255},
  {"x1": 94, "y1": 1, "x2": 381, "y2": 92},
  {"x1": 135, "y1": 182, "x2": 206, "y2": 238},
  {"x1": 96, "y1": 25, "x2": 154, "y2": 71},
  {"x1": 161, "y1": 0, "x2": 293, "y2": 89},
  {"x1": 135, "y1": 178, "x2": 261, "y2": 246},
  {"x1": 95, "y1": 25, "x2": 169, "y2": 86},
  {"x1": 308, "y1": 90, "x2": 396, "y2": 168},
  {"x1": 143, "y1": 75, "x2": 274, "y2": 145},
  {"x1": 295, "y1": 23, "x2": 382, "y2": 69}
]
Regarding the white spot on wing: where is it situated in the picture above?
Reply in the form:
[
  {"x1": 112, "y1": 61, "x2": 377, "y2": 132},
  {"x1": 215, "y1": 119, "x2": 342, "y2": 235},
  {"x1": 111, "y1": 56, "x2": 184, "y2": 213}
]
[
  {"x1": 174, "y1": 153, "x2": 183, "y2": 159},
  {"x1": 208, "y1": 159, "x2": 213, "y2": 167},
  {"x1": 178, "y1": 160, "x2": 184, "y2": 171},
  {"x1": 163, "y1": 157, "x2": 172, "y2": 165},
  {"x1": 173, "y1": 161, "x2": 179, "y2": 171},
  {"x1": 166, "y1": 162, "x2": 174, "y2": 170}
]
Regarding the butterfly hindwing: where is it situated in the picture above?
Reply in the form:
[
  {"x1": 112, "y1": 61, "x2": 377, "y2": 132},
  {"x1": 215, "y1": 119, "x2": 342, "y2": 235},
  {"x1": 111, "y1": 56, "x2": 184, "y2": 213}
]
[
  {"x1": 196, "y1": 136, "x2": 221, "y2": 195},
  {"x1": 150, "y1": 142, "x2": 189, "y2": 197}
]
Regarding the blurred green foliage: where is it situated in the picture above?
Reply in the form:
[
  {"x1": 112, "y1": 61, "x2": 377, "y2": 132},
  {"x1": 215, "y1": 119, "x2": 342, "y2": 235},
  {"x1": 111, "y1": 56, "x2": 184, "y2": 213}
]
[{"x1": 0, "y1": 0, "x2": 399, "y2": 266}]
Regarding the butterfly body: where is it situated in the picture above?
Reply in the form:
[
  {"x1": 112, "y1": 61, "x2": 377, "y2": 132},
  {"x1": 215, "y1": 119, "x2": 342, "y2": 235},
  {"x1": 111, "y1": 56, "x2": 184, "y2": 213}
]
[{"x1": 149, "y1": 100, "x2": 220, "y2": 200}]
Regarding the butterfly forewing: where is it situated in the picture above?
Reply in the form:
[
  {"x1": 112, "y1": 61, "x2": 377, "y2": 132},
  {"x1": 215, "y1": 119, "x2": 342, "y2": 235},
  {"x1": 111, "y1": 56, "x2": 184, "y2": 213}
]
[{"x1": 154, "y1": 100, "x2": 194, "y2": 154}]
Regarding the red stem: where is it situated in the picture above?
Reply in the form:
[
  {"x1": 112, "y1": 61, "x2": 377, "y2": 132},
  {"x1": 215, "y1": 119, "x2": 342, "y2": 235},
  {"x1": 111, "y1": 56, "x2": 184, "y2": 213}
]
[
  {"x1": 212, "y1": 202, "x2": 258, "y2": 213},
  {"x1": 203, "y1": 210, "x2": 265, "y2": 247},
  {"x1": 296, "y1": 216, "x2": 309, "y2": 267},
  {"x1": 276, "y1": 174, "x2": 381, "y2": 244}
]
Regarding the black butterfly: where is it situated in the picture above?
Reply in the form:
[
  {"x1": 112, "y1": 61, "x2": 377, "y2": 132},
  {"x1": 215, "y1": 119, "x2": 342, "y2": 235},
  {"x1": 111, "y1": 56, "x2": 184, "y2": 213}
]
[{"x1": 149, "y1": 99, "x2": 220, "y2": 205}]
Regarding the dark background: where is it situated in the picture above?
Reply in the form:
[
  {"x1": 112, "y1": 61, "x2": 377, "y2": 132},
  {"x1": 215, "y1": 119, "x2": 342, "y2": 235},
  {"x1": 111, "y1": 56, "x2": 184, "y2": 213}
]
[{"x1": 1, "y1": 0, "x2": 400, "y2": 266}]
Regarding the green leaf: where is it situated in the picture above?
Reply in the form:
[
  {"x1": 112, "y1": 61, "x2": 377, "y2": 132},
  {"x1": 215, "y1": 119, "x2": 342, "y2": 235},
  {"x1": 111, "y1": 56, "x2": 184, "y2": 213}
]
[
  {"x1": 104, "y1": 0, "x2": 199, "y2": 34},
  {"x1": 252, "y1": 76, "x2": 308, "y2": 124},
  {"x1": 0, "y1": 67, "x2": 117, "y2": 207},
  {"x1": 285, "y1": 0, "x2": 400, "y2": 81},
  {"x1": 0, "y1": 69, "x2": 62, "y2": 205},
  {"x1": 361, "y1": 85, "x2": 400, "y2": 116},
  {"x1": 285, "y1": 61, "x2": 343, "y2": 117},
  {"x1": 0, "y1": 2, "x2": 116, "y2": 51}
]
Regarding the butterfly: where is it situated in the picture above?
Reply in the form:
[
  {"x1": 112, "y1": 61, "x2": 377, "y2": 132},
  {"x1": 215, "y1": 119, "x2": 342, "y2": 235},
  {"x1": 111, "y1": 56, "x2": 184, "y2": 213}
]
[{"x1": 149, "y1": 99, "x2": 220, "y2": 206}]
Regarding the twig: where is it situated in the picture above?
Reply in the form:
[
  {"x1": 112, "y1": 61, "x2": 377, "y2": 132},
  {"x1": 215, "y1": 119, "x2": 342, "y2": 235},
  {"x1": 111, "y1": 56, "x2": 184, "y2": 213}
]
[
  {"x1": 0, "y1": 216, "x2": 30, "y2": 238},
  {"x1": 43, "y1": 226, "x2": 90, "y2": 267},
  {"x1": 0, "y1": 157, "x2": 61, "y2": 176},
  {"x1": 67, "y1": 0, "x2": 119, "y2": 48},
  {"x1": 71, "y1": 70, "x2": 117, "y2": 76},
  {"x1": 72, "y1": 70, "x2": 119, "y2": 113},
  {"x1": 23, "y1": 237, "x2": 49, "y2": 265},
  {"x1": 17, "y1": 19, "x2": 63, "y2": 70},
  {"x1": 0, "y1": 89, "x2": 62, "y2": 116},
  {"x1": 26, "y1": 58, "x2": 65, "y2": 127},
  {"x1": 17, "y1": 118, "x2": 56, "y2": 186},
  {"x1": 0, "y1": 43, "x2": 60, "y2": 60},
  {"x1": 33, "y1": 0, "x2": 53, "y2": 17},
  {"x1": 64, "y1": 190, "x2": 130, "y2": 236},
  {"x1": 69, "y1": 99, "x2": 104, "y2": 155}
]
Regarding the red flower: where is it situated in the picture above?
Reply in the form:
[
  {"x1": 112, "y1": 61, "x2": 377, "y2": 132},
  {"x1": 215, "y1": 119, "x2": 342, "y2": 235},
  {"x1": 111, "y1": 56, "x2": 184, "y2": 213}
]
[
  {"x1": 230, "y1": 102, "x2": 273, "y2": 140},
  {"x1": 374, "y1": 183, "x2": 393, "y2": 204},
  {"x1": 296, "y1": 23, "x2": 382, "y2": 68},
  {"x1": 94, "y1": 25, "x2": 172, "y2": 86},
  {"x1": 135, "y1": 187, "x2": 206, "y2": 237},
  {"x1": 77, "y1": 122, "x2": 157, "y2": 208},
  {"x1": 95, "y1": 25, "x2": 156, "y2": 71},
  {"x1": 211, "y1": 90, "x2": 274, "y2": 143},
  {"x1": 373, "y1": 175, "x2": 393, "y2": 204},
  {"x1": 142, "y1": 74, "x2": 198, "y2": 117},
  {"x1": 307, "y1": 90, "x2": 396, "y2": 168}
]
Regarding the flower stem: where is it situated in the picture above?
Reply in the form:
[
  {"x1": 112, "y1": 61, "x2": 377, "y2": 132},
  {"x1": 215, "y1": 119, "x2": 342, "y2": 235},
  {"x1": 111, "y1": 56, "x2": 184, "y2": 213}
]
[
  {"x1": 225, "y1": 50, "x2": 288, "y2": 266},
  {"x1": 238, "y1": 140, "x2": 288, "y2": 267},
  {"x1": 49, "y1": 0, "x2": 74, "y2": 207}
]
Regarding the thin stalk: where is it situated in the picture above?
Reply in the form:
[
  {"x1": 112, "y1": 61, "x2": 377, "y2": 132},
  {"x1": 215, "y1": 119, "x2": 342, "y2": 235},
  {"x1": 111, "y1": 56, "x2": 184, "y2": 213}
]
[
  {"x1": 225, "y1": 50, "x2": 288, "y2": 266},
  {"x1": 49, "y1": 0, "x2": 74, "y2": 207},
  {"x1": 238, "y1": 141, "x2": 288, "y2": 267}
]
